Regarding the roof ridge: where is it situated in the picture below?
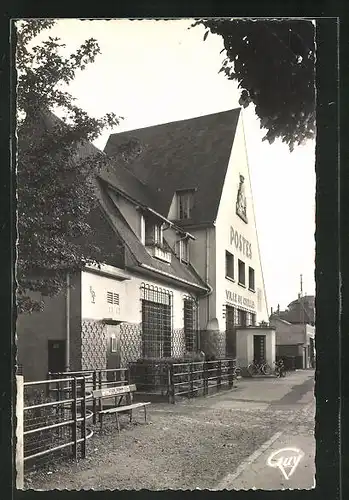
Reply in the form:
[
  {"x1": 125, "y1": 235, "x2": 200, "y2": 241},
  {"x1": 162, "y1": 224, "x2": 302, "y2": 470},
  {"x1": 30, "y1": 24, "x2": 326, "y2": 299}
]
[{"x1": 109, "y1": 107, "x2": 241, "y2": 138}]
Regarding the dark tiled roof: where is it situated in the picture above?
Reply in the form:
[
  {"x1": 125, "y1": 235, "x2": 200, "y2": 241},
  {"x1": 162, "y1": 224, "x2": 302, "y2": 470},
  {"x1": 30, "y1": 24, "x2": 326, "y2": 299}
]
[
  {"x1": 28, "y1": 107, "x2": 209, "y2": 291},
  {"x1": 104, "y1": 108, "x2": 241, "y2": 225},
  {"x1": 98, "y1": 156, "x2": 157, "y2": 209},
  {"x1": 96, "y1": 179, "x2": 208, "y2": 291},
  {"x1": 32, "y1": 108, "x2": 157, "y2": 209}
]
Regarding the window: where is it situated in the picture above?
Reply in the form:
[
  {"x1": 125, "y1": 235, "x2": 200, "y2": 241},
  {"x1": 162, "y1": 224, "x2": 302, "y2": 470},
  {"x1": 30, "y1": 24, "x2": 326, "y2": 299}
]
[
  {"x1": 141, "y1": 284, "x2": 172, "y2": 358},
  {"x1": 184, "y1": 298, "x2": 198, "y2": 352},
  {"x1": 110, "y1": 336, "x2": 117, "y2": 353},
  {"x1": 238, "y1": 309, "x2": 247, "y2": 326},
  {"x1": 238, "y1": 259, "x2": 246, "y2": 286},
  {"x1": 145, "y1": 220, "x2": 163, "y2": 246},
  {"x1": 177, "y1": 190, "x2": 194, "y2": 219},
  {"x1": 246, "y1": 312, "x2": 256, "y2": 326},
  {"x1": 225, "y1": 251, "x2": 234, "y2": 280},
  {"x1": 107, "y1": 291, "x2": 119, "y2": 305},
  {"x1": 140, "y1": 215, "x2": 145, "y2": 244},
  {"x1": 248, "y1": 267, "x2": 255, "y2": 291},
  {"x1": 179, "y1": 238, "x2": 189, "y2": 263}
]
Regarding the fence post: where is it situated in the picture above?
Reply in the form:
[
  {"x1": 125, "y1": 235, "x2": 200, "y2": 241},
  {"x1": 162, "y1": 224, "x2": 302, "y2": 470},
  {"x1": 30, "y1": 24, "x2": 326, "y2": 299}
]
[
  {"x1": 217, "y1": 360, "x2": 222, "y2": 391},
  {"x1": 168, "y1": 364, "x2": 175, "y2": 404},
  {"x1": 189, "y1": 363, "x2": 194, "y2": 398},
  {"x1": 71, "y1": 377, "x2": 78, "y2": 461},
  {"x1": 81, "y1": 377, "x2": 86, "y2": 459},
  {"x1": 228, "y1": 359, "x2": 234, "y2": 387},
  {"x1": 16, "y1": 375, "x2": 24, "y2": 490},
  {"x1": 203, "y1": 362, "x2": 208, "y2": 396},
  {"x1": 92, "y1": 371, "x2": 97, "y2": 425},
  {"x1": 46, "y1": 372, "x2": 51, "y2": 398},
  {"x1": 98, "y1": 371, "x2": 103, "y2": 415}
]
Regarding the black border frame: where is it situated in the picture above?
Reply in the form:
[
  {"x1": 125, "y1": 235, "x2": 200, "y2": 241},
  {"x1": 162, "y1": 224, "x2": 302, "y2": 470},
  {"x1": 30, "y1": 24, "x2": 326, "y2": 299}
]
[{"x1": 0, "y1": 5, "x2": 345, "y2": 500}]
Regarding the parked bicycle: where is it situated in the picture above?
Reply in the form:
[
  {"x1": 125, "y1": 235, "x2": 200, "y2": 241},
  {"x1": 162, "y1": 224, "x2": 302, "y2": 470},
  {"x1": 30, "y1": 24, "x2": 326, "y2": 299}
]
[
  {"x1": 274, "y1": 359, "x2": 287, "y2": 378},
  {"x1": 247, "y1": 359, "x2": 272, "y2": 376}
]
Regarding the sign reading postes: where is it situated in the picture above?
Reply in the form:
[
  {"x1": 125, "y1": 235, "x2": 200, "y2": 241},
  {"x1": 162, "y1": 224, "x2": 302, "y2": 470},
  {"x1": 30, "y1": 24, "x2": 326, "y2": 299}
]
[
  {"x1": 230, "y1": 226, "x2": 252, "y2": 259},
  {"x1": 226, "y1": 290, "x2": 255, "y2": 310}
]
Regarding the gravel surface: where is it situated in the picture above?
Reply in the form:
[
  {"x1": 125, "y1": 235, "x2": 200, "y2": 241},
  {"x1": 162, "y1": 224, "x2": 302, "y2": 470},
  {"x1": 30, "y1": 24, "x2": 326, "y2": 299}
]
[{"x1": 25, "y1": 373, "x2": 315, "y2": 491}]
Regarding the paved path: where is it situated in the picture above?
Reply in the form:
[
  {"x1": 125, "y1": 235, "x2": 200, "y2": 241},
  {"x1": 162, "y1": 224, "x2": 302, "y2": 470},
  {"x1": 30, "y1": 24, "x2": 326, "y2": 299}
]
[
  {"x1": 213, "y1": 372, "x2": 315, "y2": 490},
  {"x1": 26, "y1": 369, "x2": 315, "y2": 491}
]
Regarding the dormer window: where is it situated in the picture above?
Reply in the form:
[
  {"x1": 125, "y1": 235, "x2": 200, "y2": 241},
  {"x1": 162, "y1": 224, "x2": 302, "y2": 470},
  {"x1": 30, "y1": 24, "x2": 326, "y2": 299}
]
[
  {"x1": 145, "y1": 219, "x2": 163, "y2": 246},
  {"x1": 177, "y1": 237, "x2": 189, "y2": 263},
  {"x1": 177, "y1": 189, "x2": 194, "y2": 220}
]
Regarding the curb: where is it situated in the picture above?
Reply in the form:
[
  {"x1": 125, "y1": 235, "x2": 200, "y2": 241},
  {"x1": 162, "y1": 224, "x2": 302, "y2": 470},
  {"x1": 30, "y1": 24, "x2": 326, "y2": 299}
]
[
  {"x1": 213, "y1": 431, "x2": 284, "y2": 490},
  {"x1": 212, "y1": 399, "x2": 315, "y2": 490}
]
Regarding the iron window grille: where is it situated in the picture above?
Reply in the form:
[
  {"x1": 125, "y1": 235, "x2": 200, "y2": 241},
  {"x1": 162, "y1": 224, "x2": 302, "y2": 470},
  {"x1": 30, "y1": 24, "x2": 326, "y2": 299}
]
[
  {"x1": 225, "y1": 251, "x2": 234, "y2": 280},
  {"x1": 246, "y1": 312, "x2": 256, "y2": 326},
  {"x1": 183, "y1": 296, "x2": 198, "y2": 352},
  {"x1": 238, "y1": 259, "x2": 246, "y2": 286},
  {"x1": 141, "y1": 283, "x2": 173, "y2": 358},
  {"x1": 107, "y1": 291, "x2": 119, "y2": 305},
  {"x1": 238, "y1": 308, "x2": 247, "y2": 326},
  {"x1": 248, "y1": 267, "x2": 255, "y2": 291}
]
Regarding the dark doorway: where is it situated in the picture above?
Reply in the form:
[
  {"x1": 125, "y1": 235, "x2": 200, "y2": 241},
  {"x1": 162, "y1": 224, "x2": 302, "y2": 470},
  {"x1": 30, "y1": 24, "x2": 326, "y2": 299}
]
[
  {"x1": 106, "y1": 324, "x2": 122, "y2": 382},
  {"x1": 253, "y1": 335, "x2": 266, "y2": 363},
  {"x1": 48, "y1": 340, "x2": 66, "y2": 374},
  {"x1": 226, "y1": 305, "x2": 236, "y2": 357}
]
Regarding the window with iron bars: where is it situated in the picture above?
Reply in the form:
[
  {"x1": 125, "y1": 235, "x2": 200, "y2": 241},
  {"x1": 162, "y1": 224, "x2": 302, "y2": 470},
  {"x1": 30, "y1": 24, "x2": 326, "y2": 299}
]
[
  {"x1": 183, "y1": 296, "x2": 198, "y2": 352},
  {"x1": 141, "y1": 284, "x2": 173, "y2": 358},
  {"x1": 247, "y1": 312, "x2": 256, "y2": 326}
]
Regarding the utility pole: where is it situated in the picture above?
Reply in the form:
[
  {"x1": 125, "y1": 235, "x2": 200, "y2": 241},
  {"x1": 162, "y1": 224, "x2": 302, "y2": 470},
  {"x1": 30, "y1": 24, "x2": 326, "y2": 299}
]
[{"x1": 299, "y1": 274, "x2": 304, "y2": 324}]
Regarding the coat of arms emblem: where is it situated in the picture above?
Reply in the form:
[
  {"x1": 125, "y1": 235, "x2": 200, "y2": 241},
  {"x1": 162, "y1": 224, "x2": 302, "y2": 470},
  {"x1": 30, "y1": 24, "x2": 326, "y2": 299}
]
[{"x1": 236, "y1": 174, "x2": 248, "y2": 223}]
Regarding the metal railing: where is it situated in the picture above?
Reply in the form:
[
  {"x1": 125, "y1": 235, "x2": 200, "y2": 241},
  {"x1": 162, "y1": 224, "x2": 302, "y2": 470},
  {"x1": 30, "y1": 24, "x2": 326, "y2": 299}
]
[
  {"x1": 23, "y1": 376, "x2": 94, "y2": 467},
  {"x1": 129, "y1": 358, "x2": 236, "y2": 403},
  {"x1": 48, "y1": 368, "x2": 129, "y2": 424},
  {"x1": 168, "y1": 359, "x2": 236, "y2": 403}
]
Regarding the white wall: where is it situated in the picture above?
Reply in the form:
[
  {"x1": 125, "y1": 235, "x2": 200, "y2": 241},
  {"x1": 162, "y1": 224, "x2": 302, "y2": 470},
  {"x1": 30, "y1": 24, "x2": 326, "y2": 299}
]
[
  {"x1": 81, "y1": 269, "x2": 198, "y2": 328},
  {"x1": 270, "y1": 317, "x2": 315, "y2": 346},
  {"x1": 236, "y1": 327, "x2": 275, "y2": 368},
  {"x1": 215, "y1": 114, "x2": 269, "y2": 328}
]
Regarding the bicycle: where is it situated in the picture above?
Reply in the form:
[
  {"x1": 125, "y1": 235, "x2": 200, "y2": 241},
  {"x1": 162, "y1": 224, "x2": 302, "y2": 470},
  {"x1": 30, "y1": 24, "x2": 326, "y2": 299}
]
[
  {"x1": 274, "y1": 360, "x2": 287, "y2": 378},
  {"x1": 247, "y1": 359, "x2": 272, "y2": 376}
]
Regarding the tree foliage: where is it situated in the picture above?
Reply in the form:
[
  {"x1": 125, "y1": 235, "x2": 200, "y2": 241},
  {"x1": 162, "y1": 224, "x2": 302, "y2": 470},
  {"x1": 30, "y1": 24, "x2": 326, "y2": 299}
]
[
  {"x1": 16, "y1": 20, "x2": 122, "y2": 313},
  {"x1": 192, "y1": 19, "x2": 316, "y2": 150}
]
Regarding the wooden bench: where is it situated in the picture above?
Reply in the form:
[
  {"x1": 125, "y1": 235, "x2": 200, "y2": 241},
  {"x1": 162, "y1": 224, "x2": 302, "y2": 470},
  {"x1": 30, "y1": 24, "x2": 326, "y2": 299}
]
[{"x1": 92, "y1": 384, "x2": 151, "y2": 431}]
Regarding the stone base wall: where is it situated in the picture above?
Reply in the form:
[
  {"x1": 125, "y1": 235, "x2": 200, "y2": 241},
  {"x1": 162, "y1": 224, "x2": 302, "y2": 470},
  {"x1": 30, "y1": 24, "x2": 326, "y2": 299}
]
[
  {"x1": 199, "y1": 330, "x2": 227, "y2": 359},
  {"x1": 81, "y1": 319, "x2": 107, "y2": 370}
]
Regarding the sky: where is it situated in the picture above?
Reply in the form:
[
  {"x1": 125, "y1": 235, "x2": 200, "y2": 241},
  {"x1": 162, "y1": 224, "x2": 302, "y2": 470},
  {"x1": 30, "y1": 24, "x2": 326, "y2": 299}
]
[{"x1": 27, "y1": 18, "x2": 316, "y2": 311}]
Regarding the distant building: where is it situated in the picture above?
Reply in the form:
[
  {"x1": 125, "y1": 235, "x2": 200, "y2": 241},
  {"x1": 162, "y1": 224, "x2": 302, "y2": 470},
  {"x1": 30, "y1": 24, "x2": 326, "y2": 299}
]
[
  {"x1": 17, "y1": 107, "x2": 270, "y2": 380},
  {"x1": 270, "y1": 295, "x2": 315, "y2": 369}
]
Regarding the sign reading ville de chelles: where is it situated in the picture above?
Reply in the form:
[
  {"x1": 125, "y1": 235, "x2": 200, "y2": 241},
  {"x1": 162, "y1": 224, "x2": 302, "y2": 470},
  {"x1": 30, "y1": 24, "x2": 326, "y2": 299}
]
[{"x1": 225, "y1": 290, "x2": 255, "y2": 310}]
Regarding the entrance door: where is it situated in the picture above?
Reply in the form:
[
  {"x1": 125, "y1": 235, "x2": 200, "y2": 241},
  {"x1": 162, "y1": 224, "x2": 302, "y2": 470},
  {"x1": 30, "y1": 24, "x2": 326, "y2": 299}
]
[
  {"x1": 48, "y1": 340, "x2": 66, "y2": 374},
  {"x1": 253, "y1": 335, "x2": 266, "y2": 363},
  {"x1": 226, "y1": 306, "x2": 236, "y2": 357},
  {"x1": 106, "y1": 324, "x2": 122, "y2": 381}
]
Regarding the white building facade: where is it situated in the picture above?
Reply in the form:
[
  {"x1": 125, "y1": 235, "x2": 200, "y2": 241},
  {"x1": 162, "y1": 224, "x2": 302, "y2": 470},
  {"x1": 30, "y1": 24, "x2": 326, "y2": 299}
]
[{"x1": 17, "y1": 107, "x2": 273, "y2": 380}]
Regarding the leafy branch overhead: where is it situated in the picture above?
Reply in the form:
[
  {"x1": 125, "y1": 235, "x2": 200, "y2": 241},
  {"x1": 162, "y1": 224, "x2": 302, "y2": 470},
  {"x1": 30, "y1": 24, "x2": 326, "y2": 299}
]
[
  {"x1": 16, "y1": 20, "x2": 128, "y2": 313},
  {"x1": 192, "y1": 19, "x2": 316, "y2": 151}
]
